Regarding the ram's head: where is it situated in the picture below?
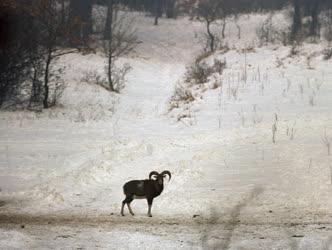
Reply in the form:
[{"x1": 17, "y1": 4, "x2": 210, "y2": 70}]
[{"x1": 149, "y1": 170, "x2": 171, "y2": 185}]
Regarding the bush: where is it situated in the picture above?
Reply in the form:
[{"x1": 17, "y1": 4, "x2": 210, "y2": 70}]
[
  {"x1": 82, "y1": 63, "x2": 132, "y2": 93},
  {"x1": 169, "y1": 56, "x2": 226, "y2": 116},
  {"x1": 81, "y1": 70, "x2": 107, "y2": 86},
  {"x1": 212, "y1": 58, "x2": 226, "y2": 74},
  {"x1": 185, "y1": 62, "x2": 212, "y2": 85},
  {"x1": 256, "y1": 15, "x2": 290, "y2": 46},
  {"x1": 168, "y1": 83, "x2": 195, "y2": 112},
  {"x1": 111, "y1": 63, "x2": 132, "y2": 93},
  {"x1": 48, "y1": 69, "x2": 66, "y2": 108},
  {"x1": 322, "y1": 10, "x2": 332, "y2": 43},
  {"x1": 323, "y1": 48, "x2": 332, "y2": 60},
  {"x1": 185, "y1": 58, "x2": 226, "y2": 85},
  {"x1": 172, "y1": 84, "x2": 195, "y2": 103}
]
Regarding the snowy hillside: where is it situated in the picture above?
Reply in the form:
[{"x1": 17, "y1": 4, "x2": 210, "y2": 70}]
[{"x1": 0, "y1": 11, "x2": 332, "y2": 249}]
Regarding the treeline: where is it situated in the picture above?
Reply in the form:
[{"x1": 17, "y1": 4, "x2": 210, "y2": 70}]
[
  {"x1": 0, "y1": 0, "x2": 138, "y2": 109},
  {"x1": 289, "y1": 0, "x2": 332, "y2": 41},
  {"x1": 1, "y1": 0, "x2": 332, "y2": 109},
  {"x1": 190, "y1": 0, "x2": 332, "y2": 51},
  {"x1": 0, "y1": 0, "x2": 178, "y2": 109},
  {"x1": 0, "y1": 0, "x2": 90, "y2": 108}
]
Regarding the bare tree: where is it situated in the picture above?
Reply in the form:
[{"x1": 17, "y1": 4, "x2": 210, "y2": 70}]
[
  {"x1": 103, "y1": 0, "x2": 138, "y2": 92},
  {"x1": 196, "y1": 0, "x2": 223, "y2": 52},
  {"x1": 28, "y1": 52, "x2": 44, "y2": 107},
  {"x1": 290, "y1": 0, "x2": 302, "y2": 43},
  {"x1": 60, "y1": 0, "x2": 66, "y2": 25},
  {"x1": 308, "y1": 0, "x2": 321, "y2": 38},
  {"x1": 234, "y1": 14, "x2": 241, "y2": 39},
  {"x1": 221, "y1": 17, "x2": 227, "y2": 39},
  {"x1": 0, "y1": 0, "x2": 38, "y2": 107},
  {"x1": 272, "y1": 113, "x2": 278, "y2": 143},
  {"x1": 69, "y1": 0, "x2": 93, "y2": 42},
  {"x1": 28, "y1": 0, "x2": 83, "y2": 108},
  {"x1": 323, "y1": 9, "x2": 332, "y2": 43},
  {"x1": 154, "y1": 0, "x2": 163, "y2": 25},
  {"x1": 322, "y1": 128, "x2": 331, "y2": 156},
  {"x1": 166, "y1": 0, "x2": 177, "y2": 19}
]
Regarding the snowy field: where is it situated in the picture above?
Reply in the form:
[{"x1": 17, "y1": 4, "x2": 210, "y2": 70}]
[{"x1": 0, "y1": 11, "x2": 332, "y2": 249}]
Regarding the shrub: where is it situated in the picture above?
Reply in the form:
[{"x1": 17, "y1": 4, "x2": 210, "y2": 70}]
[
  {"x1": 172, "y1": 84, "x2": 195, "y2": 103},
  {"x1": 111, "y1": 63, "x2": 132, "y2": 93},
  {"x1": 256, "y1": 15, "x2": 290, "y2": 46},
  {"x1": 185, "y1": 62, "x2": 212, "y2": 85},
  {"x1": 81, "y1": 70, "x2": 106, "y2": 86},
  {"x1": 185, "y1": 58, "x2": 226, "y2": 85},
  {"x1": 82, "y1": 63, "x2": 132, "y2": 93},
  {"x1": 47, "y1": 67, "x2": 66, "y2": 108},
  {"x1": 323, "y1": 48, "x2": 332, "y2": 60}
]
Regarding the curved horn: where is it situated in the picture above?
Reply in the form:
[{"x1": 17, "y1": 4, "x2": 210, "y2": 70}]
[
  {"x1": 161, "y1": 170, "x2": 171, "y2": 181},
  {"x1": 149, "y1": 171, "x2": 159, "y2": 179}
]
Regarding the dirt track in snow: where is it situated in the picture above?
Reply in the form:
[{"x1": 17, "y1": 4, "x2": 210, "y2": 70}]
[
  {"x1": 0, "y1": 212, "x2": 331, "y2": 250},
  {"x1": 0, "y1": 212, "x2": 330, "y2": 227}
]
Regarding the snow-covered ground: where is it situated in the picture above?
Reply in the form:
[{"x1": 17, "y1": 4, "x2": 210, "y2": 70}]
[{"x1": 0, "y1": 11, "x2": 332, "y2": 249}]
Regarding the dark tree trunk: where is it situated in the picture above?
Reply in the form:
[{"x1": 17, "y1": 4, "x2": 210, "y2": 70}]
[
  {"x1": 105, "y1": 0, "x2": 115, "y2": 92},
  {"x1": 108, "y1": 51, "x2": 114, "y2": 92},
  {"x1": 0, "y1": 83, "x2": 5, "y2": 107},
  {"x1": 309, "y1": 0, "x2": 320, "y2": 38},
  {"x1": 154, "y1": 0, "x2": 162, "y2": 25},
  {"x1": 291, "y1": 0, "x2": 302, "y2": 42},
  {"x1": 69, "y1": 0, "x2": 93, "y2": 41},
  {"x1": 30, "y1": 65, "x2": 40, "y2": 105},
  {"x1": 166, "y1": 0, "x2": 176, "y2": 19},
  {"x1": 85, "y1": 3, "x2": 93, "y2": 37},
  {"x1": 104, "y1": 0, "x2": 113, "y2": 39},
  {"x1": 43, "y1": 49, "x2": 52, "y2": 109},
  {"x1": 61, "y1": 0, "x2": 66, "y2": 25},
  {"x1": 221, "y1": 18, "x2": 226, "y2": 39},
  {"x1": 236, "y1": 22, "x2": 241, "y2": 39},
  {"x1": 206, "y1": 19, "x2": 215, "y2": 52}
]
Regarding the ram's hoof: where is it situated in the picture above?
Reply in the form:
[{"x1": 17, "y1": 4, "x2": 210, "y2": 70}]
[{"x1": 148, "y1": 214, "x2": 152, "y2": 217}]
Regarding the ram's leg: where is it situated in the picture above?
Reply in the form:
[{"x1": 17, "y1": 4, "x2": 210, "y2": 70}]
[
  {"x1": 121, "y1": 195, "x2": 134, "y2": 216},
  {"x1": 147, "y1": 198, "x2": 153, "y2": 217},
  {"x1": 127, "y1": 199, "x2": 135, "y2": 216},
  {"x1": 121, "y1": 200, "x2": 125, "y2": 216}
]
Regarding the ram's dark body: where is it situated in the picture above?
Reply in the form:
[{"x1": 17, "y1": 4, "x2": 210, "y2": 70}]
[
  {"x1": 123, "y1": 180, "x2": 164, "y2": 198},
  {"x1": 120, "y1": 170, "x2": 171, "y2": 217}
]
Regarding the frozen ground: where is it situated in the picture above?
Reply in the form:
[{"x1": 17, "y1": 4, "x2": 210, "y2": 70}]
[{"x1": 0, "y1": 12, "x2": 332, "y2": 249}]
